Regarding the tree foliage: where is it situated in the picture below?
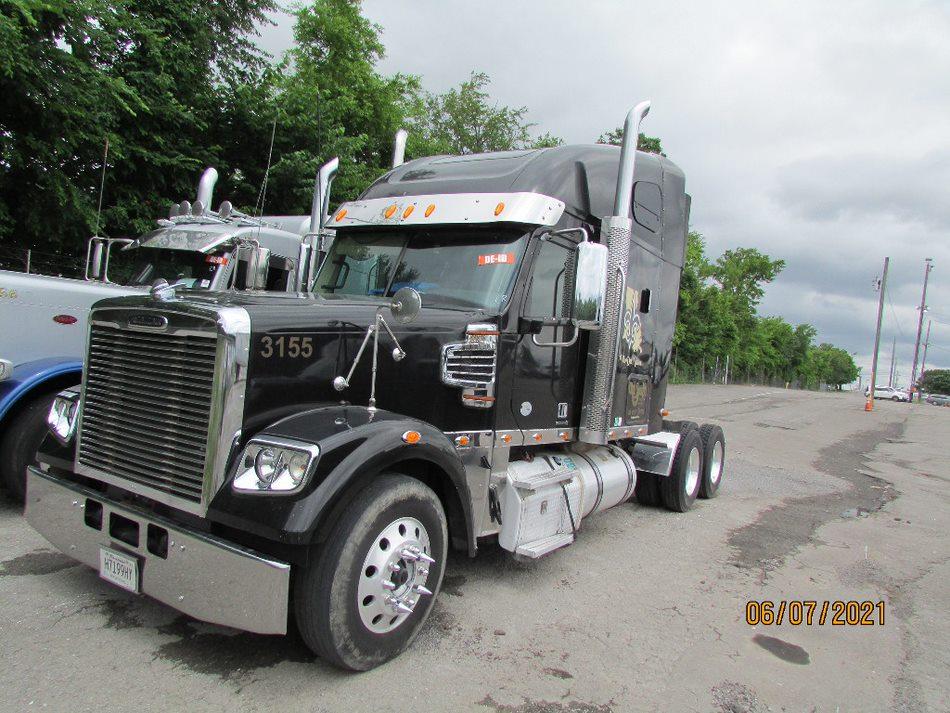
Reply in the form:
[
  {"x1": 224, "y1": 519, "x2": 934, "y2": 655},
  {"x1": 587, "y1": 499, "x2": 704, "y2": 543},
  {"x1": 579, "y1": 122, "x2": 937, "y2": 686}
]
[
  {"x1": 409, "y1": 71, "x2": 561, "y2": 157},
  {"x1": 597, "y1": 128, "x2": 664, "y2": 155},
  {"x1": 673, "y1": 232, "x2": 857, "y2": 389},
  {"x1": 919, "y1": 369, "x2": 950, "y2": 395},
  {"x1": 0, "y1": 0, "x2": 276, "y2": 256}
]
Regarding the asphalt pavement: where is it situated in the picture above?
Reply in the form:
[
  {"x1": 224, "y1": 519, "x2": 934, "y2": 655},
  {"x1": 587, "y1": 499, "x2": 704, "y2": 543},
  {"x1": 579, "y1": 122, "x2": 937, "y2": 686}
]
[{"x1": 1, "y1": 385, "x2": 947, "y2": 712}]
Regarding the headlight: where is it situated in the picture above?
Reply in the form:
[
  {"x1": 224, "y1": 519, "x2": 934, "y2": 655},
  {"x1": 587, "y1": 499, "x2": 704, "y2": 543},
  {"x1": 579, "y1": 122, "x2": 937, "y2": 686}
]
[
  {"x1": 232, "y1": 437, "x2": 320, "y2": 494},
  {"x1": 48, "y1": 390, "x2": 81, "y2": 445}
]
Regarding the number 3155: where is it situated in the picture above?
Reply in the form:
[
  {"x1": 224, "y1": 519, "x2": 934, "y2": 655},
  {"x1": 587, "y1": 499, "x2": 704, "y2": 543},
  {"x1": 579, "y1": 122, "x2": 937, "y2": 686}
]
[{"x1": 260, "y1": 335, "x2": 313, "y2": 359}]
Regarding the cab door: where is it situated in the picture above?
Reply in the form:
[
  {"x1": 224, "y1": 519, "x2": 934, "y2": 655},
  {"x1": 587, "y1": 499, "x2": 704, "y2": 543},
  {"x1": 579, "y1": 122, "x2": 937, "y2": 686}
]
[{"x1": 509, "y1": 237, "x2": 582, "y2": 434}]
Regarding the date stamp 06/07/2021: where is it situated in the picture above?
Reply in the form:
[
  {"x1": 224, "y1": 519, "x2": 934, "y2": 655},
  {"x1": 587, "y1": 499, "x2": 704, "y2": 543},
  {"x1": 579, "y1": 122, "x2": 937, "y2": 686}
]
[{"x1": 746, "y1": 600, "x2": 886, "y2": 627}]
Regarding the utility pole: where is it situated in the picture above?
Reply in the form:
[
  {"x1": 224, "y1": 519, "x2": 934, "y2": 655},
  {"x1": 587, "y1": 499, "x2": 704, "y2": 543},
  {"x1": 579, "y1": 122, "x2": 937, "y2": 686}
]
[
  {"x1": 866, "y1": 257, "x2": 889, "y2": 412},
  {"x1": 920, "y1": 319, "x2": 932, "y2": 379},
  {"x1": 888, "y1": 336, "x2": 896, "y2": 387},
  {"x1": 909, "y1": 258, "x2": 934, "y2": 402}
]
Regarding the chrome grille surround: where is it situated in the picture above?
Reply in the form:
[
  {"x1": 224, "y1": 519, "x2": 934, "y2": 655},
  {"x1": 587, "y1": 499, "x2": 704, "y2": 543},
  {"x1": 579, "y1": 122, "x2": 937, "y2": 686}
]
[
  {"x1": 75, "y1": 299, "x2": 250, "y2": 516},
  {"x1": 440, "y1": 323, "x2": 498, "y2": 409}
]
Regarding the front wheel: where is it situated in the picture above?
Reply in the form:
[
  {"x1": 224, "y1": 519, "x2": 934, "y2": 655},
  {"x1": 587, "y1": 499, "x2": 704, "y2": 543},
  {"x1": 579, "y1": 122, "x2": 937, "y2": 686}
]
[
  {"x1": 294, "y1": 473, "x2": 447, "y2": 670},
  {"x1": 0, "y1": 392, "x2": 57, "y2": 502}
]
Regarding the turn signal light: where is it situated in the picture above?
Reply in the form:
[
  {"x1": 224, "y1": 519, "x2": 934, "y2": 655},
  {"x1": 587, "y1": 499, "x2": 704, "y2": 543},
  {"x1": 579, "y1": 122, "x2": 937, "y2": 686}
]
[
  {"x1": 334, "y1": 209, "x2": 347, "y2": 222},
  {"x1": 402, "y1": 430, "x2": 422, "y2": 445}
]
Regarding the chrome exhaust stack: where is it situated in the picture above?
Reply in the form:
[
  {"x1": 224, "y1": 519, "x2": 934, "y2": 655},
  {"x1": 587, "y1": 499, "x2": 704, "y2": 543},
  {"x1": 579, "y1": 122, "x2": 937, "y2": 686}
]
[
  {"x1": 579, "y1": 100, "x2": 651, "y2": 445},
  {"x1": 392, "y1": 129, "x2": 408, "y2": 168},
  {"x1": 195, "y1": 168, "x2": 219, "y2": 214},
  {"x1": 298, "y1": 157, "x2": 340, "y2": 291}
]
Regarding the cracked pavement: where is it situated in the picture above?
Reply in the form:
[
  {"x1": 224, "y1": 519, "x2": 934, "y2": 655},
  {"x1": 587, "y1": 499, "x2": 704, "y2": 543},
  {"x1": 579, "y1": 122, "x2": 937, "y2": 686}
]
[{"x1": 0, "y1": 385, "x2": 947, "y2": 712}]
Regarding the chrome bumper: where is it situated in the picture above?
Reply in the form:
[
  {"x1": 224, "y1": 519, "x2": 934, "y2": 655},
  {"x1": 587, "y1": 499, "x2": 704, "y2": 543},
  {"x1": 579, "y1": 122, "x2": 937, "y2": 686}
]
[{"x1": 25, "y1": 467, "x2": 290, "y2": 635}]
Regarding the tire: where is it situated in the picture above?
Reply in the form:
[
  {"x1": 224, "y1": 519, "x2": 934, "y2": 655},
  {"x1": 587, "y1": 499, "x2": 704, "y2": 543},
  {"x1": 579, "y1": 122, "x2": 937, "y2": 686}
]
[
  {"x1": 697, "y1": 424, "x2": 725, "y2": 499},
  {"x1": 0, "y1": 392, "x2": 57, "y2": 502},
  {"x1": 294, "y1": 473, "x2": 448, "y2": 671},
  {"x1": 662, "y1": 419, "x2": 698, "y2": 434},
  {"x1": 659, "y1": 428, "x2": 703, "y2": 512},
  {"x1": 634, "y1": 473, "x2": 661, "y2": 507},
  {"x1": 892, "y1": 396, "x2": 900, "y2": 402}
]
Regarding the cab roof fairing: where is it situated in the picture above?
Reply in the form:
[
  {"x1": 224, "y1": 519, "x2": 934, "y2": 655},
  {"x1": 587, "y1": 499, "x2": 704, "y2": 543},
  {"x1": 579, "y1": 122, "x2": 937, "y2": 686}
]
[{"x1": 358, "y1": 144, "x2": 684, "y2": 225}]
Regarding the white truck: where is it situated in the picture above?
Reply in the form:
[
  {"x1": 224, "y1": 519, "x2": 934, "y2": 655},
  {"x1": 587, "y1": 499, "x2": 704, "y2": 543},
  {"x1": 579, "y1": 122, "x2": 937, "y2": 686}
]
[{"x1": 0, "y1": 158, "x2": 342, "y2": 499}]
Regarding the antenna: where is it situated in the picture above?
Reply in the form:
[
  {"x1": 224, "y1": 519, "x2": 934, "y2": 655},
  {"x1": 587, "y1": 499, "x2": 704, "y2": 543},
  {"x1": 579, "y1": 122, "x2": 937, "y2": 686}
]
[
  {"x1": 255, "y1": 115, "x2": 278, "y2": 219},
  {"x1": 94, "y1": 137, "x2": 109, "y2": 237}
]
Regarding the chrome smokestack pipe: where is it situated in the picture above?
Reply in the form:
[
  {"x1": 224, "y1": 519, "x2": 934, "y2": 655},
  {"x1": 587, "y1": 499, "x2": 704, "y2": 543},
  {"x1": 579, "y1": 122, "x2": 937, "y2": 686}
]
[
  {"x1": 300, "y1": 157, "x2": 340, "y2": 291},
  {"x1": 579, "y1": 99, "x2": 651, "y2": 445},
  {"x1": 392, "y1": 129, "x2": 408, "y2": 168},
  {"x1": 195, "y1": 168, "x2": 218, "y2": 213},
  {"x1": 613, "y1": 100, "x2": 651, "y2": 217},
  {"x1": 309, "y1": 157, "x2": 340, "y2": 234}
]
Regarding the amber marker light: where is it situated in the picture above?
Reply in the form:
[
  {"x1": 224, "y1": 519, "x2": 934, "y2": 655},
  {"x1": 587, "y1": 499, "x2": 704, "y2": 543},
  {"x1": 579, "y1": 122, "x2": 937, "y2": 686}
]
[
  {"x1": 425, "y1": 204, "x2": 436, "y2": 217},
  {"x1": 494, "y1": 202, "x2": 505, "y2": 216},
  {"x1": 660, "y1": 409, "x2": 670, "y2": 417},
  {"x1": 402, "y1": 430, "x2": 422, "y2": 445},
  {"x1": 334, "y1": 209, "x2": 347, "y2": 222},
  {"x1": 384, "y1": 204, "x2": 398, "y2": 219},
  {"x1": 455, "y1": 435, "x2": 470, "y2": 447},
  {"x1": 532, "y1": 433, "x2": 543, "y2": 442},
  {"x1": 403, "y1": 205, "x2": 415, "y2": 219},
  {"x1": 559, "y1": 431, "x2": 570, "y2": 442},
  {"x1": 501, "y1": 434, "x2": 512, "y2": 444}
]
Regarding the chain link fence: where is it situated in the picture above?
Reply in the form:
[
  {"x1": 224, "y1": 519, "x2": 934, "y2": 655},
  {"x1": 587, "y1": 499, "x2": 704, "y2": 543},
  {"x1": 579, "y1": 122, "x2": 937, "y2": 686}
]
[{"x1": 0, "y1": 246, "x2": 84, "y2": 279}]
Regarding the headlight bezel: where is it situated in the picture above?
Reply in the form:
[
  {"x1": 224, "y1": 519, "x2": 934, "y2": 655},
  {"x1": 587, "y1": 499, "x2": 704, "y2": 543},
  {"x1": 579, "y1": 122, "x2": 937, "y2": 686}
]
[
  {"x1": 232, "y1": 436, "x2": 321, "y2": 495},
  {"x1": 47, "y1": 390, "x2": 81, "y2": 445}
]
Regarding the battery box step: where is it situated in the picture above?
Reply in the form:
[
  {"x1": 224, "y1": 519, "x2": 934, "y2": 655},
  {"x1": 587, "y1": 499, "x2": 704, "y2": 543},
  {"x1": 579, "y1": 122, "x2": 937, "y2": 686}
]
[{"x1": 514, "y1": 532, "x2": 575, "y2": 559}]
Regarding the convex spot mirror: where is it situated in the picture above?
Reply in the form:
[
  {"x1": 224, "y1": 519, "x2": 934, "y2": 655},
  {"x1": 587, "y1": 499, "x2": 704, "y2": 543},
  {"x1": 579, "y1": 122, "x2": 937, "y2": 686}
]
[{"x1": 390, "y1": 287, "x2": 422, "y2": 324}]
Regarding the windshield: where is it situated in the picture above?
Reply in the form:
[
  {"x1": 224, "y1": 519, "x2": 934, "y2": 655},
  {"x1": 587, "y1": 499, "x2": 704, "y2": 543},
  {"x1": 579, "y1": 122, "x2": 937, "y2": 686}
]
[
  {"x1": 112, "y1": 247, "x2": 227, "y2": 288},
  {"x1": 314, "y1": 228, "x2": 529, "y2": 311}
]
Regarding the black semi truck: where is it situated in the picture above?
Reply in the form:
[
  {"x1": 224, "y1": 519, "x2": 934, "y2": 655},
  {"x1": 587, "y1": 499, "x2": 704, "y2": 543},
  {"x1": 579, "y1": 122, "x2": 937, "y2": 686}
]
[{"x1": 26, "y1": 101, "x2": 726, "y2": 670}]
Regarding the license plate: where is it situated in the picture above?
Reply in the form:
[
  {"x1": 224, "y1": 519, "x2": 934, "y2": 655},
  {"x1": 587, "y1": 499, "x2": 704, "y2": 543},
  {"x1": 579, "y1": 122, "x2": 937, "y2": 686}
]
[{"x1": 99, "y1": 547, "x2": 139, "y2": 593}]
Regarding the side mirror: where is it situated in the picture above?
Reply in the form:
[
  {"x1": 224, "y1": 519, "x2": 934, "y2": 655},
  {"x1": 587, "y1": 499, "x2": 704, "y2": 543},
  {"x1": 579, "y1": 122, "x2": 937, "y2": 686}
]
[
  {"x1": 86, "y1": 239, "x2": 104, "y2": 280},
  {"x1": 573, "y1": 241, "x2": 609, "y2": 330},
  {"x1": 247, "y1": 246, "x2": 271, "y2": 290}
]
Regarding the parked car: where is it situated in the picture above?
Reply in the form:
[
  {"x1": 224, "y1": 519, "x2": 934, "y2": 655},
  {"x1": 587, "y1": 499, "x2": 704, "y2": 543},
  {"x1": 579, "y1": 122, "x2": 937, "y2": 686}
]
[
  {"x1": 925, "y1": 394, "x2": 950, "y2": 407},
  {"x1": 864, "y1": 385, "x2": 910, "y2": 402}
]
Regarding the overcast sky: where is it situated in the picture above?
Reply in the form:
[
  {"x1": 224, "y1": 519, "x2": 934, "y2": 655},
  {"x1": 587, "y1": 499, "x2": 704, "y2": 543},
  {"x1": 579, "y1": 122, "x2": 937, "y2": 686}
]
[{"x1": 258, "y1": 0, "x2": 950, "y2": 381}]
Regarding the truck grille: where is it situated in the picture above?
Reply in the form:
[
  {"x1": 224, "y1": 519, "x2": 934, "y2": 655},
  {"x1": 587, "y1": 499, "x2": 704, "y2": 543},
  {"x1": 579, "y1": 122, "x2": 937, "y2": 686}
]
[{"x1": 78, "y1": 323, "x2": 219, "y2": 503}]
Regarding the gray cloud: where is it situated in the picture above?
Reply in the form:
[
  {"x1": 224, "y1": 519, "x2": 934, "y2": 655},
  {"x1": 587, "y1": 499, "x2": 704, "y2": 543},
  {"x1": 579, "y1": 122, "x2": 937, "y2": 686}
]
[{"x1": 256, "y1": 0, "x2": 950, "y2": 378}]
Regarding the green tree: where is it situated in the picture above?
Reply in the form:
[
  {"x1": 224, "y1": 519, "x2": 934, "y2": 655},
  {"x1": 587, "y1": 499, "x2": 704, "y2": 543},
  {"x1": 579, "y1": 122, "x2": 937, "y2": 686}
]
[
  {"x1": 0, "y1": 0, "x2": 276, "y2": 261},
  {"x1": 919, "y1": 369, "x2": 950, "y2": 394},
  {"x1": 596, "y1": 128, "x2": 664, "y2": 155},
  {"x1": 409, "y1": 71, "x2": 562, "y2": 157}
]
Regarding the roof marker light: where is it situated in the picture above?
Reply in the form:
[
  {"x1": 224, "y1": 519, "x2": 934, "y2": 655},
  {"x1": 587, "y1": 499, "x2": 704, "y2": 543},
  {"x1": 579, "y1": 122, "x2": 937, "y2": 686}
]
[
  {"x1": 403, "y1": 205, "x2": 415, "y2": 219},
  {"x1": 425, "y1": 204, "x2": 436, "y2": 217},
  {"x1": 334, "y1": 209, "x2": 347, "y2": 222},
  {"x1": 384, "y1": 204, "x2": 398, "y2": 219},
  {"x1": 494, "y1": 202, "x2": 505, "y2": 216}
]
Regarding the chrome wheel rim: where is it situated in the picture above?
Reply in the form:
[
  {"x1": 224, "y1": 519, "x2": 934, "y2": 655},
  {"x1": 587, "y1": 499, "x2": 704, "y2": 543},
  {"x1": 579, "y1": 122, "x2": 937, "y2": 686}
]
[
  {"x1": 710, "y1": 441, "x2": 724, "y2": 485},
  {"x1": 685, "y1": 446, "x2": 701, "y2": 496},
  {"x1": 357, "y1": 516, "x2": 433, "y2": 634}
]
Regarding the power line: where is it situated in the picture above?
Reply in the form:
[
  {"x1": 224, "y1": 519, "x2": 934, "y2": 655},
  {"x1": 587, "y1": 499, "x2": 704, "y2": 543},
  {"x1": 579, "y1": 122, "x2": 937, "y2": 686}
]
[{"x1": 885, "y1": 285, "x2": 906, "y2": 338}]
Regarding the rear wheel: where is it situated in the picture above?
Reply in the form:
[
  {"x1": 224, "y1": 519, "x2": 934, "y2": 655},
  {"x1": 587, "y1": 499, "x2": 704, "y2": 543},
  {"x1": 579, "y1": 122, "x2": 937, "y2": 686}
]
[
  {"x1": 698, "y1": 424, "x2": 725, "y2": 499},
  {"x1": 660, "y1": 428, "x2": 703, "y2": 512},
  {"x1": 294, "y1": 473, "x2": 447, "y2": 670},
  {"x1": 0, "y1": 392, "x2": 57, "y2": 502},
  {"x1": 634, "y1": 472, "x2": 661, "y2": 506}
]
